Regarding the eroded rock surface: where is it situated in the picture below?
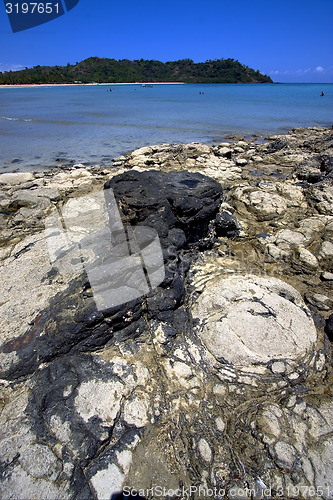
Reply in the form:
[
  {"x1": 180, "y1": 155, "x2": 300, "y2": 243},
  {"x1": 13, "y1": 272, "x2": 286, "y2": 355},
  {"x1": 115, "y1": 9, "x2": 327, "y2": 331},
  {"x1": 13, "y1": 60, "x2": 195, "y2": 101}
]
[
  {"x1": 0, "y1": 126, "x2": 332, "y2": 499},
  {"x1": 192, "y1": 275, "x2": 317, "y2": 365}
]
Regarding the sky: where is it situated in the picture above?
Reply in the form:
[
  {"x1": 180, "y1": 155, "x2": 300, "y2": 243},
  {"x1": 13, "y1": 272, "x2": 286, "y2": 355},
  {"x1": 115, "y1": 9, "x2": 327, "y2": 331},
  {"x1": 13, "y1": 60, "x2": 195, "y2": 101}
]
[{"x1": 0, "y1": 0, "x2": 332, "y2": 83}]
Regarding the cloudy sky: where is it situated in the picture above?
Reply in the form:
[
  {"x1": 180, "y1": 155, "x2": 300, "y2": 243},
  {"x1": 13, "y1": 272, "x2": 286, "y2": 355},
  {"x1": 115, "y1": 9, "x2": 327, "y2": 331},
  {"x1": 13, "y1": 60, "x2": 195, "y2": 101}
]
[{"x1": 0, "y1": 0, "x2": 332, "y2": 82}]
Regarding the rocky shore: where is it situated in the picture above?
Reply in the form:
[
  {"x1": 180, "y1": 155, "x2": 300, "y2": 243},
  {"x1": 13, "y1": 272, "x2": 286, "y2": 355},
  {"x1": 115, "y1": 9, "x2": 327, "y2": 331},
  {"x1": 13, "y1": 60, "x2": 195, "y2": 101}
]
[{"x1": 0, "y1": 126, "x2": 332, "y2": 499}]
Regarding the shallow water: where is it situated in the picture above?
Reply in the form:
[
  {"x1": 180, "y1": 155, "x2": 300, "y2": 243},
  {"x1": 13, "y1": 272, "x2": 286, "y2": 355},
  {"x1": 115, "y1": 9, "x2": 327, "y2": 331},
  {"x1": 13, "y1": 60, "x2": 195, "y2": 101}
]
[{"x1": 0, "y1": 83, "x2": 332, "y2": 172}]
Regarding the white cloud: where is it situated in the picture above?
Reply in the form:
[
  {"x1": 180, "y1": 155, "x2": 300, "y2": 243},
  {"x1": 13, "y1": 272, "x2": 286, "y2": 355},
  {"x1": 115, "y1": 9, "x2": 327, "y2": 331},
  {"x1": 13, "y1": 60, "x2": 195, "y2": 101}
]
[
  {"x1": 295, "y1": 68, "x2": 311, "y2": 74},
  {"x1": 0, "y1": 63, "x2": 25, "y2": 73},
  {"x1": 270, "y1": 66, "x2": 329, "y2": 77},
  {"x1": 270, "y1": 70, "x2": 293, "y2": 75}
]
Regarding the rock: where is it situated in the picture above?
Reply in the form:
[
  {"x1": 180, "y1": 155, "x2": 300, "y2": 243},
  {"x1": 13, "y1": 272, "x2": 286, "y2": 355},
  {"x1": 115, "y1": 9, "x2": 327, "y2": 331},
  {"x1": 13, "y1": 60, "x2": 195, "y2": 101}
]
[
  {"x1": 198, "y1": 438, "x2": 212, "y2": 462},
  {"x1": 224, "y1": 133, "x2": 244, "y2": 141},
  {"x1": 265, "y1": 138, "x2": 289, "y2": 153},
  {"x1": 183, "y1": 142, "x2": 211, "y2": 156},
  {"x1": 321, "y1": 271, "x2": 333, "y2": 281},
  {"x1": 235, "y1": 158, "x2": 248, "y2": 166},
  {"x1": 236, "y1": 140, "x2": 249, "y2": 148},
  {"x1": 310, "y1": 185, "x2": 333, "y2": 215},
  {"x1": 321, "y1": 155, "x2": 333, "y2": 175},
  {"x1": 235, "y1": 188, "x2": 288, "y2": 221},
  {"x1": 215, "y1": 146, "x2": 232, "y2": 158},
  {"x1": 271, "y1": 361, "x2": 286, "y2": 375},
  {"x1": 325, "y1": 314, "x2": 333, "y2": 341},
  {"x1": 305, "y1": 293, "x2": 332, "y2": 311},
  {"x1": 1, "y1": 126, "x2": 333, "y2": 499},
  {"x1": 275, "y1": 229, "x2": 306, "y2": 248},
  {"x1": 0, "y1": 172, "x2": 35, "y2": 185},
  {"x1": 297, "y1": 247, "x2": 319, "y2": 269},
  {"x1": 131, "y1": 146, "x2": 153, "y2": 157},
  {"x1": 106, "y1": 170, "x2": 223, "y2": 244},
  {"x1": 297, "y1": 215, "x2": 330, "y2": 242},
  {"x1": 0, "y1": 170, "x2": 223, "y2": 380},
  {"x1": 192, "y1": 275, "x2": 317, "y2": 366},
  {"x1": 11, "y1": 190, "x2": 52, "y2": 209},
  {"x1": 318, "y1": 240, "x2": 333, "y2": 261},
  {"x1": 296, "y1": 154, "x2": 333, "y2": 183},
  {"x1": 274, "y1": 441, "x2": 297, "y2": 469},
  {"x1": 251, "y1": 155, "x2": 263, "y2": 162},
  {"x1": 296, "y1": 155, "x2": 324, "y2": 183},
  {"x1": 215, "y1": 210, "x2": 240, "y2": 237},
  {"x1": 276, "y1": 181, "x2": 305, "y2": 205}
]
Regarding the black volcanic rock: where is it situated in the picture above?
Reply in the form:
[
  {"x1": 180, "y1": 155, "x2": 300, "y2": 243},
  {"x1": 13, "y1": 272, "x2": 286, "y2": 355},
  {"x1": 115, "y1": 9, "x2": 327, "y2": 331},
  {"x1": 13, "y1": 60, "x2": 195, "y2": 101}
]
[
  {"x1": 0, "y1": 170, "x2": 223, "y2": 380},
  {"x1": 325, "y1": 314, "x2": 333, "y2": 342},
  {"x1": 105, "y1": 170, "x2": 223, "y2": 244}
]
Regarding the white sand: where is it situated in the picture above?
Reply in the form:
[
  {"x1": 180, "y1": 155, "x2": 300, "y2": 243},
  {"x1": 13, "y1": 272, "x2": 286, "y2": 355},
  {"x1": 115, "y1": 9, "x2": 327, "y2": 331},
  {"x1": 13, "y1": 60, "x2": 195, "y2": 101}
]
[{"x1": 0, "y1": 82, "x2": 185, "y2": 89}]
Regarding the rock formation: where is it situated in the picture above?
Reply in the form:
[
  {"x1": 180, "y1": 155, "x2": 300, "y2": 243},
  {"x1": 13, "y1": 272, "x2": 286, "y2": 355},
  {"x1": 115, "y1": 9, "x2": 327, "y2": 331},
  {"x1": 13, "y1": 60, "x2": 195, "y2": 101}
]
[{"x1": 0, "y1": 126, "x2": 332, "y2": 499}]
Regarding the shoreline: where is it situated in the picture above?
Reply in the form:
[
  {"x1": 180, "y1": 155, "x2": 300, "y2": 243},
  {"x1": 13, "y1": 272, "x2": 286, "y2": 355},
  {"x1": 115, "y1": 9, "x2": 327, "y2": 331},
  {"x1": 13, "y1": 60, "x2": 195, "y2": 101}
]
[
  {"x1": 0, "y1": 82, "x2": 186, "y2": 89},
  {"x1": 0, "y1": 125, "x2": 332, "y2": 498},
  {"x1": 1, "y1": 126, "x2": 330, "y2": 175}
]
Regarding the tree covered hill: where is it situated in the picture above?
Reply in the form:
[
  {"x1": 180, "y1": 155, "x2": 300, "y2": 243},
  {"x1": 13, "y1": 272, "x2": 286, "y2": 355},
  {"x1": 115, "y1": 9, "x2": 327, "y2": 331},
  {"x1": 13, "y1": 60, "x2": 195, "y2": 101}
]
[{"x1": 0, "y1": 57, "x2": 273, "y2": 84}]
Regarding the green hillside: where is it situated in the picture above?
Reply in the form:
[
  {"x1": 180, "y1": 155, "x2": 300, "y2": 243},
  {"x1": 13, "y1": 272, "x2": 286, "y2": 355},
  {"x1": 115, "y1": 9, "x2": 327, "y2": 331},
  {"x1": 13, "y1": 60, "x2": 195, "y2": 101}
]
[{"x1": 0, "y1": 57, "x2": 273, "y2": 84}]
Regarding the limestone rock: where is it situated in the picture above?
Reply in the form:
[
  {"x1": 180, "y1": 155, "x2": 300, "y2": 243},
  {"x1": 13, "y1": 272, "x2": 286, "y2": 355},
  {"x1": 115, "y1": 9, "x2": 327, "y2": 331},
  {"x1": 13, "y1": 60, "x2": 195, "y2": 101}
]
[
  {"x1": 322, "y1": 271, "x2": 333, "y2": 281},
  {"x1": 319, "y1": 240, "x2": 333, "y2": 261},
  {"x1": 0, "y1": 172, "x2": 35, "y2": 185},
  {"x1": 235, "y1": 157, "x2": 248, "y2": 166},
  {"x1": 297, "y1": 247, "x2": 319, "y2": 269},
  {"x1": 192, "y1": 275, "x2": 317, "y2": 366},
  {"x1": 234, "y1": 187, "x2": 288, "y2": 221},
  {"x1": 310, "y1": 185, "x2": 333, "y2": 215}
]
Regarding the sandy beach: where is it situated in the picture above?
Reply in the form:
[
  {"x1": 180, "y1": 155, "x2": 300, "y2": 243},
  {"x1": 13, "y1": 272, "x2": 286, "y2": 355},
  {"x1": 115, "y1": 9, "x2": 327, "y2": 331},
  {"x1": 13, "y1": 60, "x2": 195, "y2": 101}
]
[{"x1": 0, "y1": 82, "x2": 185, "y2": 89}]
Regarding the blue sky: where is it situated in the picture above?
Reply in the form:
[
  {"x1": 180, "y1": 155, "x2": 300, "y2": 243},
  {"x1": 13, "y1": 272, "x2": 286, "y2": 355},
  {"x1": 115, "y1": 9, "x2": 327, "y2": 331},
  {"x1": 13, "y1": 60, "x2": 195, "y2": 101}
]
[{"x1": 0, "y1": 0, "x2": 332, "y2": 82}]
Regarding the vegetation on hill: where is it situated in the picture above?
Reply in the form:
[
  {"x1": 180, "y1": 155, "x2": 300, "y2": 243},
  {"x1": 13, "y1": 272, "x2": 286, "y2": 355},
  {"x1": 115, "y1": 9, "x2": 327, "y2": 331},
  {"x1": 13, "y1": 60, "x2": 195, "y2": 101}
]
[{"x1": 0, "y1": 57, "x2": 273, "y2": 84}]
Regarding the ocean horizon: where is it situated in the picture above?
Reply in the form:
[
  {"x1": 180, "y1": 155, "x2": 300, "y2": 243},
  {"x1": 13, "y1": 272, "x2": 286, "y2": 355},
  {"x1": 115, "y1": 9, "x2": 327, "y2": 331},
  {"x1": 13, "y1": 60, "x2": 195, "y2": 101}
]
[{"x1": 0, "y1": 82, "x2": 332, "y2": 173}]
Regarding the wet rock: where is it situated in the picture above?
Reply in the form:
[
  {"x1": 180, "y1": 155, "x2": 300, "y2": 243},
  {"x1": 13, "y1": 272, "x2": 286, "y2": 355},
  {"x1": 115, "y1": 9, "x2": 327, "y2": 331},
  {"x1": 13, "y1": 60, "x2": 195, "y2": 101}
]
[
  {"x1": 0, "y1": 170, "x2": 223, "y2": 380},
  {"x1": 296, "y1": 155, "x2": 324, "y2": 183},
  {"x1": 265, "y1": 138, "x2": 289, "y2": 153},
  {"x1": 321, "y1": 154, "x2": 333, "y2": 175}
]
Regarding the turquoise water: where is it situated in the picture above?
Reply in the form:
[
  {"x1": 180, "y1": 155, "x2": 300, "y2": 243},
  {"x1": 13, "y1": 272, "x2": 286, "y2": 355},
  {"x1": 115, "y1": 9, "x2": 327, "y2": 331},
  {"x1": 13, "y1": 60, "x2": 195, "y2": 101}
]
[{"x1": 0, "y1": 83, "x2": 332, "y2": 172}]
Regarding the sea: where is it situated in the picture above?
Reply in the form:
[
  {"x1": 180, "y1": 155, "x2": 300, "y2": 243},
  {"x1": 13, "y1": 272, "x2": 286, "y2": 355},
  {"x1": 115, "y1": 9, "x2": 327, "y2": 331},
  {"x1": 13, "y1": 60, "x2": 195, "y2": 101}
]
[{"x1": 0, "y1": 83, "x2": 332, "y2": 173}]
